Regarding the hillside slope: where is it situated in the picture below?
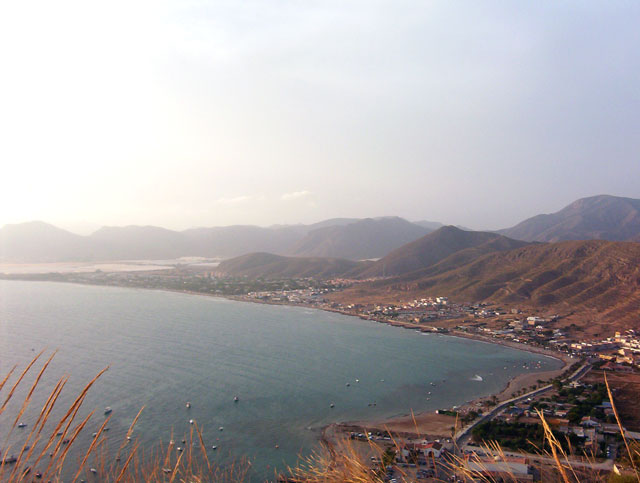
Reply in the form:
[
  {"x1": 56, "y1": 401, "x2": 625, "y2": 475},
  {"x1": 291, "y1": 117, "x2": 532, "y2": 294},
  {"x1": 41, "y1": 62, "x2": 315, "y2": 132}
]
[
  {"x1": 355, "y1": 226, "x2": 529, "y2": 278},
  {"x1": 0, "y1": 221, "x2": 95, "y2": 262},
  {"x1": 290, "y1": 217, "x2": 432, "y2": 260},
  {"x1": 499, "y1": 195, "x2": 640, "y2": 242},
  {"x1": 215, "y1": 252, "x2": 364, "y2": 279},
  {"x1": 335, "y1": 240, "x2": 640, "y2": 327}
]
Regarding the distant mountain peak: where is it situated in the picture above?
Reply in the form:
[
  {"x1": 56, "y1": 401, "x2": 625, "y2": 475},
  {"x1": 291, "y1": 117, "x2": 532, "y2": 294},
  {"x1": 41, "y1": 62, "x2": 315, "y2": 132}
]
[{"x1": 499, "y1": 194, "x2": 640, "y2": 242}]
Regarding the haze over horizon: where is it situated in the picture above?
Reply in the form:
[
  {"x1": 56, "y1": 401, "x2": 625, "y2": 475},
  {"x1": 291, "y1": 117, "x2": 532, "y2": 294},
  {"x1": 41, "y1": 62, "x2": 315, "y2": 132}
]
[{"x1": 1, "y1": 1, "x2": 639, "y2": 233}]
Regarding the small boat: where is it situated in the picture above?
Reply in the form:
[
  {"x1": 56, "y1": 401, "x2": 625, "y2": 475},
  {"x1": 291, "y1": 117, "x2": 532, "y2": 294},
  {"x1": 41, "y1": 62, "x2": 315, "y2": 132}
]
[
  {"x1": 355, "y1": 379, "x2": 359, "y2": 383},
  {"x1": 90, "y1": 468, "x2": 97, "y2": 474},
  {"x1": 189, "y1": 419, "x2": 194, "y2": 425},
  {"x1": 218, "y1": 426, "x2": 224, "y2": 431},
  {"x1": 186, "y1": 402, "x2": 191, "y2": 409},
  {"x1": 211, "y1": 445, "x2": 218, "y2": 450},
  {"x1": 2, "y1": 455, "x2": 17, "y2": 464},
  {"x1": 234, "y1": 396, "x2": 239, "y2": 402},
  {"x1": 177, "y1": 447, "x2": 183, "y2": 452},
  {"x1": 329, "y1": 403, "x2": 335, "y2": 408},
  {"x1": 18, "y1": 422, "x2": 27, "y2": 428},
  {"x1": 345, "y1": 383, "x2": 350, "y2": 387},
  {"x1": 104, "y1": 407, "x2": 113, "y2": 415}
]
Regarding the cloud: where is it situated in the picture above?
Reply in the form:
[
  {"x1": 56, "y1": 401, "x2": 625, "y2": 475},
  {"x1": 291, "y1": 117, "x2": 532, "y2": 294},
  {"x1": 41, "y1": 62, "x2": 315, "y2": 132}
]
[{"x1": 281, "y1": 190, "x2": 311, "y2": 201}]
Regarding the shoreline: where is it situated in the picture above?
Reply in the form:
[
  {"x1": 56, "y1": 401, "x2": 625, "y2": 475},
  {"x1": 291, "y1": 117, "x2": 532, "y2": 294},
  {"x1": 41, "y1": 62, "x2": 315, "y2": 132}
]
[{"x1": 2, "y1": 279, "x2": 573, "y2": 441}]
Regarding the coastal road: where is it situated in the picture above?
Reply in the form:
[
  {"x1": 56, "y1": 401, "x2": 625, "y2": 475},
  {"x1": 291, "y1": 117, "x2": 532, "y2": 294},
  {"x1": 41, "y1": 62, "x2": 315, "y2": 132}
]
[{"x1": 454, "y1": 360, "x2": 591, "y2": 448}]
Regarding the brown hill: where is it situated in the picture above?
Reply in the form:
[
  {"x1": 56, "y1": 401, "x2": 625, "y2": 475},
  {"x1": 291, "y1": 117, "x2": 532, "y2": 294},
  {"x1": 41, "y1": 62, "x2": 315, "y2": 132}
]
[
  {"x1": 335, "y1": 240, "x2": 640, "y2": 328},
  {"x1": 355, "y1": 226, "x2": 529, "y2": 278},
  {"x1": 215, "y1": 252, "x2": 365, "y2": 279},
  {"x1": 499, "y1": 194, "x2": 640, "y2": 242}
]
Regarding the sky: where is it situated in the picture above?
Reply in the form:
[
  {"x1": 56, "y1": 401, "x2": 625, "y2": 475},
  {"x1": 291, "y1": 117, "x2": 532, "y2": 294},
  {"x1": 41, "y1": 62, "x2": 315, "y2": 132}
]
[{"x1": 1, "y1": 1, "x2": 639, "y2": 233}]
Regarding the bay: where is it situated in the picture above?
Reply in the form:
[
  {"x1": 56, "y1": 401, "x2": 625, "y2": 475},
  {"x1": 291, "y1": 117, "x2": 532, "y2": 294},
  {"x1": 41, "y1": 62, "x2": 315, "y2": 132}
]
[{"x1": 0, "y1": 280, "x2": 561, "y2": 480}]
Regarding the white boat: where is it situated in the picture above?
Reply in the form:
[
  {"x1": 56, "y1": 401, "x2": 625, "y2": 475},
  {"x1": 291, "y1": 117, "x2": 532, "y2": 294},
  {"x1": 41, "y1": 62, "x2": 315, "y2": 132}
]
[
  {"x1": 186, "y1": 402, "x2": 191, "y2": 408},
  {"x1": 104, "y1": 407, "x2": 113, "y2": 415},
  {"x1": 17, "y1": 423, "x2": 27, "y2": 428},
  {"x1": 234, "y1": 396, "x2": 239, "y2": 402}
]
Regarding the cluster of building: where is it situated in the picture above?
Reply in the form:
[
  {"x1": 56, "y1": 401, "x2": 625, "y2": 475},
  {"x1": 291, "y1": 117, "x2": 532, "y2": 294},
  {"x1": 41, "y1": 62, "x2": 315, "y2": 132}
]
[
  {"x1": 570, "y1": 330, "x2": 640, "y2": 368},
  {"x1": 246, "y1": 287, "x2": 332, "y2": 304},
  {"x1": 489, "y1": 379, "x2": 639, "y2": 458},
  {"x1": 329, "y1": 297, "x2": 476, "y2": 324}
]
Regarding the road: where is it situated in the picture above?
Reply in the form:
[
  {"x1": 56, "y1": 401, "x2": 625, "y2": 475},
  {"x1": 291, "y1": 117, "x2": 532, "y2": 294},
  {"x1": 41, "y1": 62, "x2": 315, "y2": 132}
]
[{"x1": 454, "y1": 360, "x2": 592, "y2": 447}]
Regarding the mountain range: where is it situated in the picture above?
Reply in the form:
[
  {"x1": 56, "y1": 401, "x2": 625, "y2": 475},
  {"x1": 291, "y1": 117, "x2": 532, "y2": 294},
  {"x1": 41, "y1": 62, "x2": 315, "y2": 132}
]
[
  {"x1": 2, "y1": 194, "x2": 640, "y2": 264},
  {"x1": 215, "y1": 226, "x2": 529, "y2": 279},
  {"x1": 0, "y1": 217, "x2": 440, "y2": 263}
]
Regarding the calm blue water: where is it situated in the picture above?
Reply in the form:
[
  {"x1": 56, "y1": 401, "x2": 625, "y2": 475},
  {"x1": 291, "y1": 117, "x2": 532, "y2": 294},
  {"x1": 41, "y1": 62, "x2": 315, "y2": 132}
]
[{"x1": 0, "y1": 281, "x2": 561, "y2": 480}]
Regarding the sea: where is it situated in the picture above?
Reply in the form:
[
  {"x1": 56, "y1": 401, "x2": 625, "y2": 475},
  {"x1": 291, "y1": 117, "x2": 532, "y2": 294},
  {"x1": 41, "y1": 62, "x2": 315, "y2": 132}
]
[{"x1": 0, "y1": 280, "x2": 562, "y2": 481}]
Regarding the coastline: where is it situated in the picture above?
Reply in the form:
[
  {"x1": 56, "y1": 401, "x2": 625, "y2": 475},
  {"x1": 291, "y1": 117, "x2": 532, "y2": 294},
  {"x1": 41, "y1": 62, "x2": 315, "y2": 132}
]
[
  {"x1": 104, "y1": 284, "x2": 575, "y2": 438},
  {"x1": 218, "y1": 293, "x2": 574, "y2": 442},
  {"x1": 2, "y1": 279, "x2": 573, "y2": 443}
]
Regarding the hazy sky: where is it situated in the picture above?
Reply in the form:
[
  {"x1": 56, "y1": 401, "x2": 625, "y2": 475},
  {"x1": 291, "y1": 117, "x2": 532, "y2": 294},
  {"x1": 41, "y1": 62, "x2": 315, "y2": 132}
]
[{"x1": 1, "y1": 1, "x2": 639, "y2": 233}]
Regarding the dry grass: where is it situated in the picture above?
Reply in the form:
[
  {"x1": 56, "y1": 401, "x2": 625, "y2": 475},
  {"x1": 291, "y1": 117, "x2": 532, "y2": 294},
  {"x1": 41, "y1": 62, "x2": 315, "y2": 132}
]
[{"x1": 0, "y1": 352, "x2": 249, "y2": 482}]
